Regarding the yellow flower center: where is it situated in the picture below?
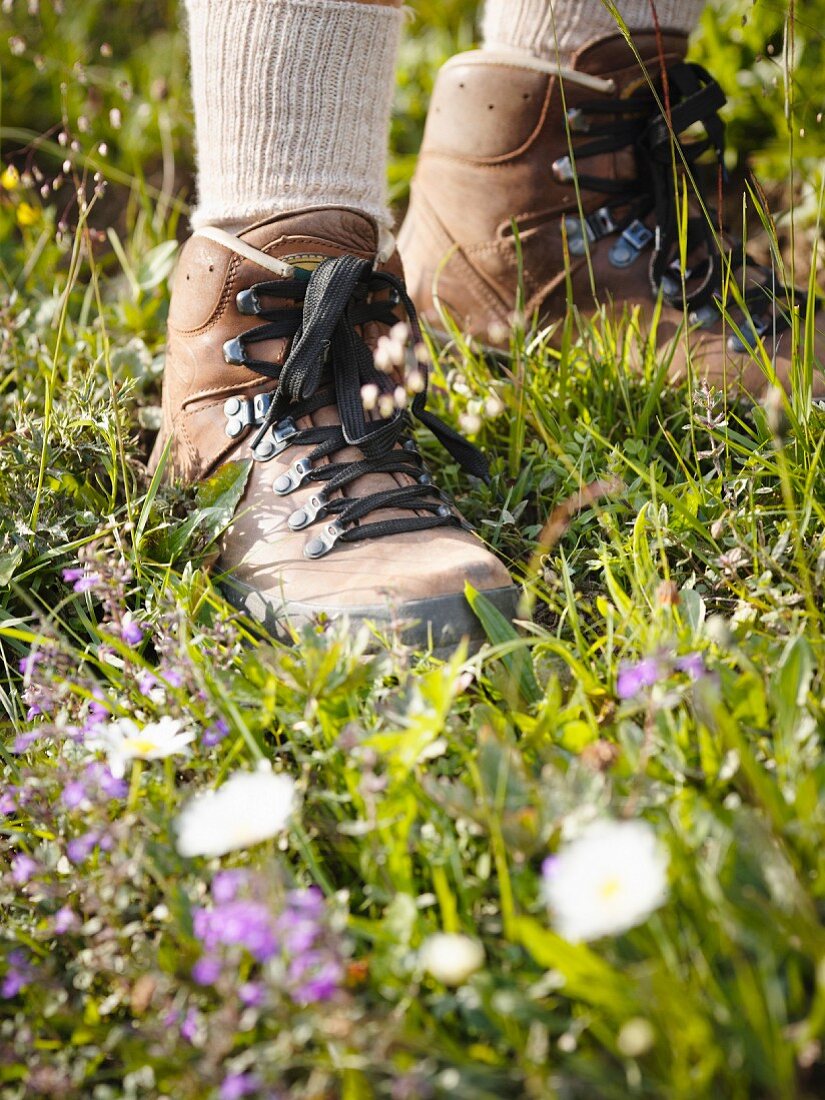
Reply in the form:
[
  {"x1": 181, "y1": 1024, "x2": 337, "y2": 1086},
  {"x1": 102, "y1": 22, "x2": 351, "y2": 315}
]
[
  {"x1": 598, "y1": 876, "x2": 623, "y2": 901},
  {"x1": 123, "y1": 737, "x2": 159, "y2": 756}
]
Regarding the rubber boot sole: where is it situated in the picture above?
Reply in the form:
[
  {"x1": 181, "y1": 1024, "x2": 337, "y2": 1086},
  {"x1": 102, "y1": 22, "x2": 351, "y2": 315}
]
[{"x1": 220, "y1": 576, "x2": 520, "y2": 659}]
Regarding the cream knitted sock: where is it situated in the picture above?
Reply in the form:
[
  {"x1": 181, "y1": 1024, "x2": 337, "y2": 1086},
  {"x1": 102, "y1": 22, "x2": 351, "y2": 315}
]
[
  {"x1": 482, "y1": 0, "x2": 705, "y2": 61},
  {"x1": 185, "y1": 0, "x2": 403, "y2": 230}
]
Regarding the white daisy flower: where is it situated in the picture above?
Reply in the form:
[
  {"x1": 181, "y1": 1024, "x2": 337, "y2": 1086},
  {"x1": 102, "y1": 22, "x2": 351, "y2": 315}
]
[
  {"x1": 542, "y1": 819, "x2": 669, "y2": 942},
  {"x1": 175, "y1": 768, "x2": 296, "y2": 858},
  {"x1": 89, "y1": 716, "x2": 194, "y2": 778},
  {"x1": 419, "y1": 933, "x2": 485, "y2": 986}
]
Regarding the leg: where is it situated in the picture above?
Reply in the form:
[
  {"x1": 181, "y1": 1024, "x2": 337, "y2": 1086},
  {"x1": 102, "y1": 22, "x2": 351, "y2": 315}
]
[
  {"x1": 153, "y1": 0, "x2": 517, "y2": 651},
  {"x1": 186, "y1": 0, "x2": 403, "y2": 231},
  {"x1": 482, "y1": 0, "x2": 702, "y2": 61}
]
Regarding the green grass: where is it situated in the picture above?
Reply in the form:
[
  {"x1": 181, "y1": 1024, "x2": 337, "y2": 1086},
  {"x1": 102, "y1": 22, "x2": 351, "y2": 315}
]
[{"x1": 1, "y1": 1, "x2": 825, "y2": 1098}]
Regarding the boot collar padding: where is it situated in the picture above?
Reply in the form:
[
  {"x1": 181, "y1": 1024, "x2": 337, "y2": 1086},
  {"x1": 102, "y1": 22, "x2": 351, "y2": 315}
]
[{"x1": 443, "y1": 49, "x2": 617, "y2": 95}]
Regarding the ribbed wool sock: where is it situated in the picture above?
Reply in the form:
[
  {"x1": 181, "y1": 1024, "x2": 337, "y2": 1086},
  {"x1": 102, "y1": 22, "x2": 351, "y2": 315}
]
[
  {"x1": 482, "y1": 0, "x2": 705, "y2": 61},
  {"x1": 185, "y1": 0, "x2": 403, "y2": 230}
]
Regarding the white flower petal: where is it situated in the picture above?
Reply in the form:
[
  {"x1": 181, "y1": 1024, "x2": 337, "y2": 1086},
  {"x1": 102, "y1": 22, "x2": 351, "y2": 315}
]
[
  {"x1": 543, "y1": 820, "x2": 669, "y2": 942},
  {"x1": 175, "y1": 770, "x2": 297, "y2": 858},
  {"x1": 87, "y1": 714, "x2": 195, "y2": 772}
]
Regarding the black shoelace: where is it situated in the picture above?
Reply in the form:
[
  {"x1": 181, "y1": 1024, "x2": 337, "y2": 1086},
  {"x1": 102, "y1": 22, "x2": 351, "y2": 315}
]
[
  {"x1": 554, "y1": 61, "x2": 817, "y2": 350},
  {"x1": 223, "y1": 255, "x2": 488, "y2": 559}
]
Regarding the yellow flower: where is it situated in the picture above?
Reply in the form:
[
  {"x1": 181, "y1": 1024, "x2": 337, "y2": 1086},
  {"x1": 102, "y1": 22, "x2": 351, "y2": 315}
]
[
  {"x1": 16, "y1": 202, "x2": 40, "y2": 227},
  {"x1": 1, "y1": 165, "x2": 20, "y2": 191}
]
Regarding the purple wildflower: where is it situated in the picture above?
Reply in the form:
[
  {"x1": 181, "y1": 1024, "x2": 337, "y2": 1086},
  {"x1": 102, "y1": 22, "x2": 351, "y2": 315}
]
[
  {"x1": 180, "y1": 1007, "x2": 200, "y2": 1042},
  {"x1": 238, "y1": 981, "x2": 265, "y2": 1007},
  {"x1": 675, "y1": 652, "x2": 706, "y2": 680},
  {"x1": 2, "y1": 950, "x2": 33, "y2": 998},
  {"x1": 277, "y1": 888, "x2": 327, "y2": 952},
  {"x1": 163, "y1": 669, "x2": 184, "y2": 689},
  {"x1": 220, "y1": 1073, "x2": 261, "y2": 1100},
  {"x1": 53, "y1": 906, "x2": 79, "y2": 934},
  {"x1": 194, "y1": 901, "x2": 278, "y2": 963},
  {"x1": 10, "y1": 854, "x2": 38, "y2": 886},
  {"x1": 0, "y1": 790, "x2": 17, "y2": 816},
  {"x1": 616, "y1": 657, "x2": 664, "y2": 700},
  {"x1": 120, "y1": 616, "x2": 145, "y2": 647},
  {"x1": 83, "y1": 692, "x2": 110, "y2": 736},
  {"x1": 202, "y1": 718, "x2": 230, "y2": 748},
  {"x1": 137, "y1": 671, "x2": 158, "y2": 696},
  {"x1": 288, "y1": 950, "x2": 343, "y2": 1003},
  {"x1": 19, "y1": 652, "x2": 43, "y2": 677},
  {"x1": 285, "y1": 886, "x2": 325, "y2": 916},
  {"x1": 541, "y1": 855, "x2": 560, "y2": 880},
  {"x1": 62, "y1": 780, "x2": 88, "y2": 810},
  {"x1": 62, "y1": 567, "x2": 101, "y2": 593},
  {"x1": 66, "y1": 832, "x2": 99, "y2": 864},
  {"x1": 84, "y1": 762, "x2": 128, "y2": 800},
  {"x1": 11, "y1": 731, "x2": 40, "y2": 754},
  {"x1": 211, "y1": 869, "x2": 248, "y2": 904},
  {"x1": 279, "y1": 909, "x2": 320, "y2": 955},
  {"x1": 192, "y1": 956, "x2": 222, "y2": 986}
]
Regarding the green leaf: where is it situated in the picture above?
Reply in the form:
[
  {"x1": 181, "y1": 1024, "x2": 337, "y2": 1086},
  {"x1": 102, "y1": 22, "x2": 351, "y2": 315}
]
[
  {"x1": 0, "y1": 547, "x2": 24, "y2": 588},
  {"x1": 771, "y1": 635, "x2": 814, "y2": 733},
  {"x1": 136, "y1": 240, "x2": 179, "y2": 292},
  {"x1": 514, "y1": 916, "x2": 634, "y2": 1013},
  {"x1": 465, "y1": 583, "x2": 541, "y2": 705},
  {"x1": 161, "y1": 460, "x2": 252, "y2": 561},
  {"x1": 680, "y1": 588, "x2": 706, "y2": 635}
]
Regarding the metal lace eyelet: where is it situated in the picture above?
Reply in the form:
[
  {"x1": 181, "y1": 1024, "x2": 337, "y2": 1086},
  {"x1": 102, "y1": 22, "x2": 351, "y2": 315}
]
[
  {"x1": 609, "y1": 220, "x2": 655, "y2": 269},
  {"x1": 728, "y1": 316, "x2": 770, "y2": 354},
  {"x1": 566, "y1": 108, "x2": 590, "y2": 133},
  {"x1": 687, "y1": 303, "x2": 719, "y2": 330},
  {"x1": 273, "y1": 457, "x2": 313, "y2": 496},
  {"x1": 590, "y1": 207, "x2": 617, "y2": 237},
  {"x1": 563, "y1": 214, "x2": 588, "y2": 257},
  {"x1": 552, "y1": 155, "x2": 574, "y2": 184},
  {"x1": 223, "y1": 336, "x2": 246, "y2": 366},
  {"x1": 224, "y1": 396, "x2": 244, "y2": 438},
  {"x1": 288, "y1": 492, "x2": 328, "y2": 531},
  {"x1": 304, "y1": 521, "x2": 344, "y2": 559},
  {"x1": 252, "y1": 416, "x2": 299, "y2": 462},
  {"x1": 236, "y1": 287, "x2": 261, "y2": 315},
  {"x1": 224, "y1": 392, "x2": 273, "y2": 439}
]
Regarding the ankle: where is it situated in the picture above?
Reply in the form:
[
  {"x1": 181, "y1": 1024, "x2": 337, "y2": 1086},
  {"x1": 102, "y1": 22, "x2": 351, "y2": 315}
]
[{"x1": 480, "y1": 0, "x2": 703, "y2": 64}]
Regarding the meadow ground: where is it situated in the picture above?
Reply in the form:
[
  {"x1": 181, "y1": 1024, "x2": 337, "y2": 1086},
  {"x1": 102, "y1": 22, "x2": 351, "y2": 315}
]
[{"x1": 1, "y1": 1, "x2": 825, "y2": 1097}]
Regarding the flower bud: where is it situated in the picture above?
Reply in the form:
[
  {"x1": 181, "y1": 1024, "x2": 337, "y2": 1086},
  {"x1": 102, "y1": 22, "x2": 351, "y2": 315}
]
[{"x1": 420, "y1": 933, "x2": 484, "y2": 986}]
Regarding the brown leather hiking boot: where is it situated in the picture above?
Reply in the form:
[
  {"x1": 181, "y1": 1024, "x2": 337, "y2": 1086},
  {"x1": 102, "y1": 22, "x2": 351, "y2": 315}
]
[
  {"x1": 150, "y1": 206, "x2": 517, "y2": 652},
  {"x1": 399, "y1": 34, "x2": 824, "y2": 396}
]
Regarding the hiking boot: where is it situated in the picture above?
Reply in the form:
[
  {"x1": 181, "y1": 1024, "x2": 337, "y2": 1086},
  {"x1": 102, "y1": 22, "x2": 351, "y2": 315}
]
[
  {"x1": 150, "y1": 205, "x2": 517, "y2": 652},
  {"x1": 399, "y1": 33, "x2": 824, "y2": 395}
]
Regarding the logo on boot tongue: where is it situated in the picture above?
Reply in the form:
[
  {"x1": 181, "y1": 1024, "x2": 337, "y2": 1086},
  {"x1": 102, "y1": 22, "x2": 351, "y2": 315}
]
[
  {"x1": 621, "y1": 76, "x2": 649, "y2": 99},
  {"x1": 284, "y1": 252, "x2": 333, "y2": 274}
]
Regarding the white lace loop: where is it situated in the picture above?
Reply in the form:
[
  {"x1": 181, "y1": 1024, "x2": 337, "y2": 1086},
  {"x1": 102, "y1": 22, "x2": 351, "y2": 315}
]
[{"x1": 192, "y1": 226, "x2": 297, "y2": 278}]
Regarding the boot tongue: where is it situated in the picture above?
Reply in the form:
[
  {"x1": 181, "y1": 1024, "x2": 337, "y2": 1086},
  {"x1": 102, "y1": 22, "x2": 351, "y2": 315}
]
[
  {"x1": 233, "y1": 211, "x2": 419, "y2": 515},
  {"x1": 239, "y1": 206, "x2": 383, "y2": 265},
  {"x1": 571, "y1": 30, "x2": 689, "y2": 87}
]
